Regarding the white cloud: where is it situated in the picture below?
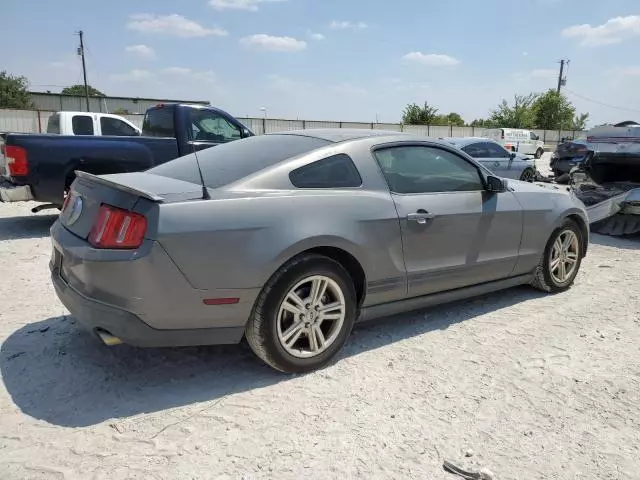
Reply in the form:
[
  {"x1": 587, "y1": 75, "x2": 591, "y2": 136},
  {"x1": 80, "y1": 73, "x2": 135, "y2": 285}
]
[
  {"x1": 127, "y1": 14, "x2": 227, "y2": 37},
  {"x1": 240, "y1": 34, "x2": 307, "y2": 52},
  {"x1": 161, "y1": 67, "x2": 216, "y2": 82},
  {"x1": 125, "y1": 44, "x2": 156, "y2": 59},
  {"x1": 562, "y1": 15, "x2": 640, "y2": 46},
  {"x1": 531, "y1": 69, "x2": 557, "y2": 79},
  {"x1": 329, "y1": 20, "x2": 368, "y2": 30},
  {"x1": 609, "y1": 66, "x2": 640, "y2": 78},
  {"x1": 110, "y1": 69, "x2": 153, "y2": 82},
  {"x1": 402, "y1": 52, "x2": 460, "y2": 67},
  {"x1": 209, "y1": 0, "x2": 287, "y2": 11},
  {"x1": 309, "y1": 32, "x2": 325, "y2": 40},
  {"x1": 522, "y1": 51, "x2": 529, "y2": 56},
  {"x1": 162, "y1": 67, "x2": 193, "y2": 75}
]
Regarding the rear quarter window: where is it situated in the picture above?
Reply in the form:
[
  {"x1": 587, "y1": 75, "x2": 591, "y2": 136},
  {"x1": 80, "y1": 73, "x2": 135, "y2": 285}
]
[
  {"x1": 142, "y1": 108, "x2": 175, "y2": 137},
  {"x1": 72, "y1": 115, "x2": 94, "y2": 135},
  {"x1": 290, "y1": 154, "x2": 362, "y2": 188},
  {"x1": 46, "y1": 114, "x2": 60, "y2": 134}
]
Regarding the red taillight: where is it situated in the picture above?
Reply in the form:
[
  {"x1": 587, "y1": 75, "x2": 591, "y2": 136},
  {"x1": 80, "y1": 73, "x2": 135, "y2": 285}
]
[
  {"x1": 61, "y1": 193, "x2": 72, "y2": 213},
  {"x1": 88, "y1": 204, "x2": 147, "y2": 249},
  {"x1": 5, "y1": 145, "x2": 28, "y2": 176}
]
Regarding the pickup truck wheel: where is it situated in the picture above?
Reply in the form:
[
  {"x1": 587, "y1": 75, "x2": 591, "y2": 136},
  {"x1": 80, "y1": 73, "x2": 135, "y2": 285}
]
[
  {"x1": 531, "y1": 218, "x2": 583, "y2": 293},
  {"x1": 245, "y1": 253, "x2": 357, "y2": 373},
  {"x1": 534, "y1": 148, "x2": 544, "y2": 159},
  {"x1": 591, "y1": 214, "x2": 640, "y2": 236}
]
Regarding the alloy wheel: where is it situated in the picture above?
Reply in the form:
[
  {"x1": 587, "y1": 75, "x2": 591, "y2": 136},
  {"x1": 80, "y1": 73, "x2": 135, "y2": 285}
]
[
  {"x1": 549, "y1": 229, "x2": 580, "y2": 284},
  {"x1": 276, "y1": 275, "x2": 346, "y2": 358}
]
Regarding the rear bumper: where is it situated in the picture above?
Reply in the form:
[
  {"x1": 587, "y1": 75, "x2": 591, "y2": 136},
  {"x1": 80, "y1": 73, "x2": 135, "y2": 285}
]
[
  {"x1": 0, "y1": 177, "x2": 34, "y2": 202},
  {"x1": 51, "y1": 270, "x2": 245, "y2": 347},
  {"x1": 550, "y1": 156, "x2": 586, "y2": 174}
]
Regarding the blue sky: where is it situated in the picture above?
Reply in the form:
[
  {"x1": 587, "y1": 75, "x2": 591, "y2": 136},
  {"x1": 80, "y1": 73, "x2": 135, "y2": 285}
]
[{"x1": 3, "y1": 0, "x2": 640, "y2": 125}]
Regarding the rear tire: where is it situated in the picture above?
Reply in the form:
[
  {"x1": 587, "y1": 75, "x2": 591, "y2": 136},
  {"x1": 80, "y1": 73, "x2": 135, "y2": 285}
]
[
  {"x1": 531, "y1": 218, "x2": 584, "y2": 293},
  {"x1": 519, "y1": 168, "x2": 536, "y2": 182},
  {"x1": 245, "y1": 254, "x2": 357, "y2": 373}
]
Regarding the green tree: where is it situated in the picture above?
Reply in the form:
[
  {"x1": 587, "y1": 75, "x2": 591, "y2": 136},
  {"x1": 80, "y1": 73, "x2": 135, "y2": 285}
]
[
  {"x1": 0, "y1": 71, "x2": 34, "y2": 109},
  {"x1": 440, "y1": 112, "x2": 465, "y2": 127},
  {"x1": 402, "y1": 102, "x2": 440, "y2": 125},
  {"x1": 489, "y1": 93, "x2": 538, "y2": 128},
  {"x1": 111, "y1": 108, "x2": 130, "y2": 115},
  {"x1": 570, "y1": 113, "x2": 590, "y2": 131},
  {"x1": 61, "y1": 84, "x2": 105, "y2": 96},
  {"x1": 532, "y1": 89, "x2": 575, "y2": 130},
  {"x1": 469, "y1": 118, "x2": 495, "y2": 128}
]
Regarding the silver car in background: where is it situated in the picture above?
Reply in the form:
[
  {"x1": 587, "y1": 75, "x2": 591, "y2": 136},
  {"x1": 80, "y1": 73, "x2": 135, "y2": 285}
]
[
  {"x1": 50, "y1": 129, "x2": 588, "y2": 373},
  {"x1": 445, "y1": 137, "x2": 538, "y2": 182}
]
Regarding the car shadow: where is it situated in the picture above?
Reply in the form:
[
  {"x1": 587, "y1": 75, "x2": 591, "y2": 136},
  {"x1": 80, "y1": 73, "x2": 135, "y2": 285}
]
[
  {"x1": 590, "y1": 233, "x2": 640, "y2": 250},
  {"x1": 1, "y1": 286, "x2": 544, "y2": 428},
  {"x1": 0, "y1": 214, "x2": 57, "y2": 241}
]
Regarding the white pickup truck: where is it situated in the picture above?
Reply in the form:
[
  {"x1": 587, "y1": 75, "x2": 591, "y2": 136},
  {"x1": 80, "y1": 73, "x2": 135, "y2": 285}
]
[{"x1": 45, "y1": 111, "x2": 141, "y2": 136}]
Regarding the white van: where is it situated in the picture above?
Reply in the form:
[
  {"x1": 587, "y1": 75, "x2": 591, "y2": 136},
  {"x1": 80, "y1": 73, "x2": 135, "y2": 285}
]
[{"x1": 482, "y1": 128, "x2": 545, "y2": 158}]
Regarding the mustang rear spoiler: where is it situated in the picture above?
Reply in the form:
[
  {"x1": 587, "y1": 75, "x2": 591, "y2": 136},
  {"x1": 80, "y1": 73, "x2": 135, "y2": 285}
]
[{"x1": 75, "y1": 170, "x2": 165, "y2": 202}]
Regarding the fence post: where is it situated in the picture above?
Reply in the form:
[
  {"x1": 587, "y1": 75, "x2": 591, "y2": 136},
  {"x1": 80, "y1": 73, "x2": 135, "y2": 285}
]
[
  {"x1": 400, "y1": 123, "x2": 404, "y2": 132},
  {"x1": 262, "y1": 117, "x2": 266, "y2": 134},
  {"x1": 370, "y1": 122, "x2": 374, "y2": 130},
  {"x1": 427, "y1": 125, "x2": 430, "y2": 136},
  {"x1": 37, "y1": 110, "x2": 42, "y2": 133},
  {"x1": 339, "y1": 121, "x2": 343, "y2": 129},
  {"x1": 302, "y1": 120, "x2": 306, "y2": 130},
  {"x1": 449, "y1": 124, "x2": 453, "y2": 137}
]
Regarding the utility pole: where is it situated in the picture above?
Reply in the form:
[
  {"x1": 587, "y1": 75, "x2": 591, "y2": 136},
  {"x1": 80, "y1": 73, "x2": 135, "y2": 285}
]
[
  {"x1": 77, "y1": 30, "x2": 90, "y2": 112},
  {"x1": 556, "y1": 59, "x2": 569, "y2": 144},
  {"x1": 557, "y1": 59, "x2": 568, "y2": 94}
]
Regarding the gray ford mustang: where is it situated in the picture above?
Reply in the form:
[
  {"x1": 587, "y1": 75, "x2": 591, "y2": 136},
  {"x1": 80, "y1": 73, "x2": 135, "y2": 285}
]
[{"x1": 50, "y1": 129, "x2": 589, "y2": 373}]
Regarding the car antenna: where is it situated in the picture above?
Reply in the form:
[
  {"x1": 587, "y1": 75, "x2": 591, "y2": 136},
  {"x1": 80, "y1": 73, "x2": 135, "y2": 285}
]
[{"x1": 188, "y1": 122, "x2": 210, "y2": 200}]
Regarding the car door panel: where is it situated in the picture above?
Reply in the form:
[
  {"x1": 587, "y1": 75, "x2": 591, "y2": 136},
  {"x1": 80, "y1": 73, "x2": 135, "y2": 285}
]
[
  {"x1": 392, "y1": 191, "x2": 522, "y2": 297},
  {"x1": 373, "y1": 144, "x2": 523, "y2": 299}
]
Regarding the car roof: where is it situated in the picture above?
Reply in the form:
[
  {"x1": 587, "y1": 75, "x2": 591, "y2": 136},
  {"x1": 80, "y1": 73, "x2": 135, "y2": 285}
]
[
  {"x1": 267, "y1": 128, "x2": 414, "y2": 143},
  {"x1": 444, "y1": 136, "x2": 496, "y2": 147}
]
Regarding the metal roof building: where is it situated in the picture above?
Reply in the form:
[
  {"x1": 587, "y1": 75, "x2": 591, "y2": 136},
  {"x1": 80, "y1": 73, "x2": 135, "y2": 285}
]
[{"x1": 29, "y1": 91, "x2": 210, "y2": 114}]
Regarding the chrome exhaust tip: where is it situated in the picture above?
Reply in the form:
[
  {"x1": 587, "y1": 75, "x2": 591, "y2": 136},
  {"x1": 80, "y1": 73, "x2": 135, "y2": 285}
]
[{"x1": 96, "y1": 329, "x2": 123, "y2": 346}]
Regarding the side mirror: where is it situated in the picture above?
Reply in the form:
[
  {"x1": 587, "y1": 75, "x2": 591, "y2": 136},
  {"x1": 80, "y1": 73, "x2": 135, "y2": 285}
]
[
  {"x1": 509, "y1": 152, "x2": 516, "y2": 160},
  {"x1": 485, "y1": 175, "x2": 506, "y2": 192},
  {"x1": 241, "y1": 128, "x2": 253, "y2": 138}
]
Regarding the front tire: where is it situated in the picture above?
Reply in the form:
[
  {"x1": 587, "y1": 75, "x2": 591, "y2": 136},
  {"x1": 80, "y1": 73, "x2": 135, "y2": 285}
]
[
  {"x1": 531, "y1": 218, "x2": 584, "y2": 293},
  {"x1": 245, "y1": 254, "x2": 357, "y2": 373},
  {"x1": 534, "y1": 148, "x2": 544, "y2": 159}
]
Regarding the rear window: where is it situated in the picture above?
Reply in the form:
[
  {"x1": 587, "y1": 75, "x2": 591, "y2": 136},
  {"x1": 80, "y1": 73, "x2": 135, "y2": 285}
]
[
  {"x1": 148, "y1": 134, "x2": 332, "y2": 189},
  {"x1": 46, "y1": 114, "x2": 60, "y2": 134},
  {"x1": 142, "y1": 108, "x2": 175, "y2": 137}
]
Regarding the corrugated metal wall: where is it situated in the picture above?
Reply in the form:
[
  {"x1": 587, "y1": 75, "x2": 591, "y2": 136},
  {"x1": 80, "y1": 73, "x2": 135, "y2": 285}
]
[
  {"x1": 0, "y1": 108, "x2": 584, "y2": 145},
  {"x1": 29, "y1": 93, "x2": 210, "y2": 115}
]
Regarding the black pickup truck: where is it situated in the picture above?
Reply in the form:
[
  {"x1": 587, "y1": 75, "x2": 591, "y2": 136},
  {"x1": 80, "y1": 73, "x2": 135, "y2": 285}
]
[{"x1": 0, "y1": 103, "x2": 253, "y2": 211}]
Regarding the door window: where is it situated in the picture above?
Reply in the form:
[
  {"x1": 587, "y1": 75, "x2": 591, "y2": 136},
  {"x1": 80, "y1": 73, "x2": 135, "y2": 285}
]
[
  {"x1": 100, "y1": 117, "x2": 138, "y2": 136},
  {"x1": 462, "y1": 142, "x2": 489, "y2": 158},
  {"x1": 374, "y1": 146, "x2": 484, "y2": 194},
  {"x1": 189, "y1": 110, "x2": 241, "y2": 143},
  {"x1": 530, "y1": 131, "x2": 538, "y2": 140},
  {"x1": 72, "y1": 115, "x2": 94, "y2": 135},
  {"x1": 483, "y1": 142, "x2": 511, "y2": 158}
]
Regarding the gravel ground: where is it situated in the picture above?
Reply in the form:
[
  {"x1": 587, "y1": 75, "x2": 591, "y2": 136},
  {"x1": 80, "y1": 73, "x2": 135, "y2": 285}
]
[{"x1": 1, "y1": 154, "x2": 639, "y2": 479}]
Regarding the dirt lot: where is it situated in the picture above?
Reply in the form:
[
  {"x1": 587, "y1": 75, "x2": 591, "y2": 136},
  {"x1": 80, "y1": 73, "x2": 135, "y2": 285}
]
[{"x1": 1, "y1": 156, "x2": 639, "y2": 479}]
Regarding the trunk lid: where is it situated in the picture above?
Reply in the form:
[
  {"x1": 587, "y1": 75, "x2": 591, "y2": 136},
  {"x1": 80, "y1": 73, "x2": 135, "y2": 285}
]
[{"x1": 61, "y1": 171, "x2": 205, "y2": 240}]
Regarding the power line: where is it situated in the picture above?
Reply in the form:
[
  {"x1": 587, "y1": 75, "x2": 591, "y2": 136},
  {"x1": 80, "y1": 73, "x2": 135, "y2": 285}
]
[{"x1": 565, "y1": 89, "x2": 640, "y2": 115}]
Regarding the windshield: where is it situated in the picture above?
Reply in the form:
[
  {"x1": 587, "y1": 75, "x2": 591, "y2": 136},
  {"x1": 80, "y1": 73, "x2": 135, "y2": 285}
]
[{"x1": 148, "y1": 134, "x2": 332, "y2": 188}]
